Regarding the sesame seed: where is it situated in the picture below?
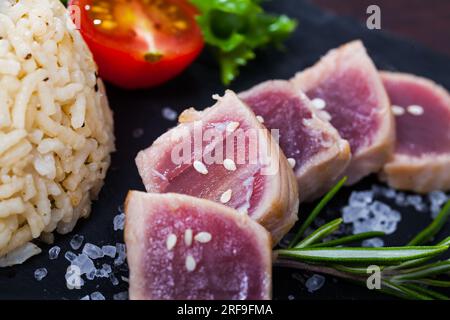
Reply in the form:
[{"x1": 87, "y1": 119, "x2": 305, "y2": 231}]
[
  {"x1": 319, "y1": 110, "x2": 332, "y2": 122},
  {"x1": 407, "y1": 105, "x2": 424, "y2": 116},
  {"x1": 194, "y1": 232, "x2": 212, "y2": 243},
  {"x1": 193, "y1": 160, "x2": 208, "y2": 175},
  {"x1": 223, "y1": 159, "x2": 237, "y2": 171},
  {"x1": 256, "y1": 115, "x2": 265, "y2": 123},
  {"x1": 287, "y1": 158, "x2": 296, "y2": 168},
  {"x1": 185, "y1": 255, "x2": 196, "y2": 272},
  {"x1": 220, "y1": 189, "x2": 232, "y2": 204},
  {"x1": 226, "y1": 121, "x2": 240, "y2": 133},
  {"x1": 184, "y1": 229, "x2": 193, "y2": 246},
  {"x1": 392, "y1": 105, "x2": 405, "y2": 116},
  {"x1": 311, "y1": 98, "x2": 326, "y2": 109},
  {"x1": 166, "y1": 234, "x2": 177, "y2": 251}
]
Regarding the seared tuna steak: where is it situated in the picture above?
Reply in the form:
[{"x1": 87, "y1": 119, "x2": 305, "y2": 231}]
[
  {"x1": 291, "y1": 40, "x2": 395, "y2": 184},
  {"x1": 136, "y1": 90, "x2": 299, "y2": 244},
  {"x1": 125, "y1": 192, "x2": 272, "y2": 300},
  {"x1": 240, "y1": 80, "x2": 351, "y2": 202},
  {"x1": 380, "y1": 71, "x2": 450, "y2": 192}
]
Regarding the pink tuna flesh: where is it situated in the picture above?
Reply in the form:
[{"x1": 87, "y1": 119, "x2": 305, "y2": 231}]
[
  {"x1": 304, "y1": 66, "x2": 381, "y2": 153},
  {"x1": 381, "y1": 72, "x2": 450, "y2": 156},
  {"x1": 240, "y1": 81, "x2": 338, "y2": 170},
  {"x1": 125, "y1": 192, "x2": 272, "y2": 300}
]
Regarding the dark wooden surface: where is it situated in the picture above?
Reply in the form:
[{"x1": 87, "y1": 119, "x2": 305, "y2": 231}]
[{"x1": 313, "y1": 0, "x2": 450, "y2": 56}]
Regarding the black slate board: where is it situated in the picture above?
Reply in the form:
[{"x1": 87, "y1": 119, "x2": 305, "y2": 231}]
[{"x1": 1, "y1": 0, "x2": 449, "y2": 300}]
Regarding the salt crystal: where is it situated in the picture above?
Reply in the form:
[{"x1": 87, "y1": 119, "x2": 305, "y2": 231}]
[
  {"x1": 113, "y1": 291, "x2": 128, "y2": 300},
  {"x1": 114, "y1": 243, "x2": 126, "y2": 266},
  {"x1": 70, "y1": 234, "x2": 84, "y2": 250},
  {"x1": 305, "y1": 274, "x2": 325, "y2": 293},
  {"x1": 362, "y1": 238, "x2": 384, "y2": 247},
  {"x1": 395, "y1": 192, "x2": 407, "y2": 206},
  {"x1": 102, "y1": 245, "x2": 117, "y2": 258},
  {"x1": 349, "y1": 191, "x2": 373, "y2": 207},
  {"x1": 82, "y1": 243, "x2": 104, "y2": 260},
  {"x1": 90, "y1": 291, "x2": 105, "y2": 300},
  {"x1": 406, "y1": 195, "x2": 426, "y2": 211},
  {"x1": 428, "y1": 191, "x2": 448, "y2": 217},
  {"x1": 109, "y1": 273, "x2": 119, "y2": 286},
  {"x1": 34, "y1": 268, "x2": 48, "y2": 281},
  {"x1": 342, "y1": 206, "x2": 369, "y2": 223},
  {"x1": 113, "y1": 213, "x2": 125, "y2": 231},
  {"x1": 80, "y1": 295, "x2": 90, "y2": 300},
  {"x1": 288, "y1": 295, "x2": 295, "y2": 300},
  {"x1": 369, "y1": 201, "x2": 391, "y2": 217},
  {"x1": 102, "y1": 263, "x2": 112, "y2": 274},
  {"x1": 64, "y1": 251, "x2": 77, "y2": 262},
  {"x1": 48, "y1": 246, "x2": 60, "y2": 260},
  {"x1": 162, "y1": 107, "x2": 178, "y2": 121},
  {"x1": 95, "y1": 268, "x2": 108, "y2": 278},
  {"x1": 72, "y1": 254, "x2": 96, "y2": 275},
  {"x1": 86, "y1": 269, "x2": 96, "y2": 280}
]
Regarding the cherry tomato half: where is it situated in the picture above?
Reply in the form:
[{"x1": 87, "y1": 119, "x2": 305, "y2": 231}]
[{"x1": 69, "y1": 0, "x2": 204, "y2": 89}]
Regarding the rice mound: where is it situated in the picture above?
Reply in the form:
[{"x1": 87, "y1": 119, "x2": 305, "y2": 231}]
[{"x1": 0, "y1": 0, "x2": 114, "y2": 258}]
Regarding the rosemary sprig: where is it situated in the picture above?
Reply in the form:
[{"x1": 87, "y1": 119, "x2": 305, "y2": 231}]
[{"x1": 276, "y1": 177, "x2": 450, "y2": 300}]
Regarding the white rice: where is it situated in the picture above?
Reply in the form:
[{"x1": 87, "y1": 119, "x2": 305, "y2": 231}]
[{"x1": 0, "y1": 0, "x2": 114, "y2": 260}]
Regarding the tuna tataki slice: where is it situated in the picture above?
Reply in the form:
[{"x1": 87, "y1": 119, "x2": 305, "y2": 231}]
[
  {"x1": 125, "y1": 192, "x2": 272, "y2": 300},
  {"x1": 291, "y1": 40, "x2": 395, "y2": 185},
  {"x1": 380, "y1": 71, "x2": 450, "y2": 193},
  {"x1": 240, "y1": 80, "x2": 351, "y2": 202},
  {"x1": 135, "y1": 90, "x2": 299, "y2": 244}
]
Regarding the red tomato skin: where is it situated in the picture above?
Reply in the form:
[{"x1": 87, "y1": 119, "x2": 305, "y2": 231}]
[
  {"x1": 69, "y1": 0, "x2": 204, "y2": 89},
  {"x1": 83, "y1": 34, "x2": 203, "y2": 89}
]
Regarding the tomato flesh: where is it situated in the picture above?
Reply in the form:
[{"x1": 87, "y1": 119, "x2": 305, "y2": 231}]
[{"x1": 70, "y1": 0, "x2": 204, "y2": 89}]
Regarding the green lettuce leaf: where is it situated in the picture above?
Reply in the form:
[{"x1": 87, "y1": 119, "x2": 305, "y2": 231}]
[{"x1": 190, "y1": 0, "x2": 297, "y2": 85}]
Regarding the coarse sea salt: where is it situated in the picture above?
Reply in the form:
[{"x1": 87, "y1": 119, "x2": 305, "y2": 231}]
[
  {"x1": 102, "y1": 245, "x2": 117, "y2": 258},
  {"x1": 48, "y1": 246, "x2": 60, "y2": 260},
  {"x1": 70, "y1": 234, "x2": 84, "y2": 250},
  {"x1": 82, "y1": 243, "x2": 104, "y2": 260},
  {"x1": 90, "y1": 291, "x2": 106, "y2": 300},
  {"x1": 343, "y1": 190, "x2": 402, "y2": 235},
  {"x1": 34, "y1": 267, "x2": 48, "y2": 281},
  {"x1": 362, "y1": 238, "x2": 385, "y2": 247},
  {"x1": 113, "y1": 213, "x2": 125, "y2": 231},
  {"x1": 162, "y1": 107, "x2": 178, "y2": 121},
  {"x1": 113, "y1": 291, "x2": 128, "y2": 300},
  {"x1": 114, "y1": 243, "x2": 126, "y2": 266},
  {"x1": 305, "y1": 274, "x2": 325, "y2": 293}
]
